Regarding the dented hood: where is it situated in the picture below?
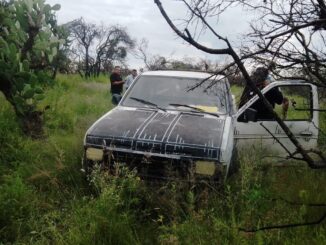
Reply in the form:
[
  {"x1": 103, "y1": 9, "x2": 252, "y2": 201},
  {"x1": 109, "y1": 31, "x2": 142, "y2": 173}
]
[{"x1": 86, "y1": 108, "x2": 225, "y2": 160}]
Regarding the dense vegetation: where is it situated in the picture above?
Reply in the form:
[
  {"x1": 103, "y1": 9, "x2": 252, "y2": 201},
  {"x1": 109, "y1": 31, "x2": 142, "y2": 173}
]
[
  {"x1": 0, "y1": 0, "x2": 63, "y2": 137},
  {"x1": 0, "y1": 74, "x2": 325, "y2": 244}
]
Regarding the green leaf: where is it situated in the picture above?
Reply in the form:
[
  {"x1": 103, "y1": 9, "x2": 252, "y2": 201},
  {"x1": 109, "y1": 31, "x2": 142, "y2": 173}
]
[
  {"x1": 44, "y1": 4, "x2": 51, "y2": 13},
  {"x1": 8, "y1": 5, "x2": 16, "y2": 12},
  {"x1": 37, "y1": 0, "x2": 45, "y2": 8},
  {"x1": 48, "y1": 54, "x2": 53, "y2": 63},
  {"x1": 25, "y1": 0, "x2": 33, "y2": 12},
  {"x1": 51, "y1": 4, "x2": 61, "y2": 11},
  {"x1": 13, "y1": 96, "x2": 27, "y2": 115},
  {"x1": 22, "y1": 60, "x2": 30, "y2": 71},
  {"x1": 9, "y1": 43, "x2": 17, "y2": 58},
  {"x1": 15, "y1": 21, "x2": 21, "y2": 30},
  {"x1": 51, "y1": 47, "x2": 57, "y2": 57},
  {"x1": 15, "y1": 78, "x2": 25, "y2": 92},
  {"x1": 34, "y1": 94, "x2": 45, "y2": 101},
  {"x1": 15, "y1": 103, "x2": 25, "y2": 116},
  {"x1": 16, "y1": 11, "x2": 28, "y2": 31},
  {"x1": 23, "y1": 84, "x2": 32, "y2": 93},
  {"x1": 0, "y1": 37, "x2": 8, "y2": 47},
  {"x1": 23, "y1": 89, "x2": 34, "y2": 99},
  {"x1": 34, "y1": 87, "x2": 43, "y2": 94}
]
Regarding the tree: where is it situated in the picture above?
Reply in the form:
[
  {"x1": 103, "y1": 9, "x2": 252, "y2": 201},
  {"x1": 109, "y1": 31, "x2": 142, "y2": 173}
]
[
  {"x1": 68, "y1": 18, "x2": 134, "y2": 77},
  {"x1": 133, "y1": 38, "x2": 213, "y2": 71},
  {"x1": 0, "y1": 0, "x2": 63, "y2": 137},
  {"x1": 67, "y1": 18, "x2": 99, "y2": 78},
  {"x1": 50, "y1": 24, "x2": 71, "y2": 78},
  {"x1": 239, "y1": 0, "x2": 326, "y2": 86},
  {"x1": 154, "y1": 0, "x2": 325, "y2": 167},
  {"x1": 132, "y1": 38, "x2": 168, "y2": 70},
  {"x1": 133, "y1": 38, "x2": 168, "y2": 70},
  {"x1": 133, "y1": 38, "x2": 152, "y2": 70}
]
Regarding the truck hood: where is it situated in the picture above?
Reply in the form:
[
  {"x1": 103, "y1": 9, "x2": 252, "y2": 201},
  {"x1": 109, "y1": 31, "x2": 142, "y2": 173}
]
[{"x1": 86, "y1": 107, "x2": 226, "y2": 160}]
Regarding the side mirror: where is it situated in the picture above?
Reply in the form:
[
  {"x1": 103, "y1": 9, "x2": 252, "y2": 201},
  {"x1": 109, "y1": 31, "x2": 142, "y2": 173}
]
[
  {"x1": 244, "y1": 108, "x2": 257, "y2": 122},
  {"x1": 112, "y1": 94, "x2": 122, "y2": 105}
]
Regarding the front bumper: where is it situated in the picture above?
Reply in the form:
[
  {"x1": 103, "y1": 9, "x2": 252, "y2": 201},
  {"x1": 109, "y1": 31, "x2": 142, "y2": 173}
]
[{"x1": 83, "y1": 145, "x2": 224, "y2": 180}]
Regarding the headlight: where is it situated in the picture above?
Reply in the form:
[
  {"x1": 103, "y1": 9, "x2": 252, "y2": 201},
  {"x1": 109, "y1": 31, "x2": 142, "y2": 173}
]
[
  {"x1": 86, "y1": 148, "x2": 104, "y2": 161},
  {"x1": 195, "y1": 161, "x2": 216, "y2": 176}
]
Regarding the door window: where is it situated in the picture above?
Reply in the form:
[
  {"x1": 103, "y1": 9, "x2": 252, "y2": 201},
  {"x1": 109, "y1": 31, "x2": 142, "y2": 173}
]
[
  {"x1": 238, "y1": 85, "x2": 312, "y2": 121},
  {"x1": 275, "y1": 85, "x2": 312, "y2": 121}
]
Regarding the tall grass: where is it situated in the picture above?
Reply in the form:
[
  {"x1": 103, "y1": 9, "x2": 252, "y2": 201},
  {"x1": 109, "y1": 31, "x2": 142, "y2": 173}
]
[{"x1": 0, "y1": 75, "x2": 325, "y2": 244}]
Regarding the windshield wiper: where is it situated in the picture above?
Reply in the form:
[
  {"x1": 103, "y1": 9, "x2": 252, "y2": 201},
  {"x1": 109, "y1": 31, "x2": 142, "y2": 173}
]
[
  {"x1": 169, "y1": 103, "x2": 219, "y2": 117},
  {"x1": 130, "y1": 97, "x2": 166, "y2": 111}
]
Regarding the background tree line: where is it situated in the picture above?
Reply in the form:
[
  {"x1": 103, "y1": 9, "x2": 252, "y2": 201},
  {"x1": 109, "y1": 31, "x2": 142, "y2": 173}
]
[
  {"x1": 0, "y1": 0, "x2": 138, "y2": 137},
  {"x1": 0, "y1": 0, "x2": 217, "y2": 138}
]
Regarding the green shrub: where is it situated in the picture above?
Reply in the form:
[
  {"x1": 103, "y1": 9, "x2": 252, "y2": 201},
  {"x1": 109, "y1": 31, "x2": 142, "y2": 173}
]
[
  {"x1": 0, "y1": 175, "x2": 37, "y2": 242},
  {"x1": 65, "y1": 169, "x2": 146, "y2": 245}
]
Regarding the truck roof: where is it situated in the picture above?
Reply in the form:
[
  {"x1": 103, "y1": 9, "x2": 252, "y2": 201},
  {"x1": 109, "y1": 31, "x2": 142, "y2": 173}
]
[{"x1": 141, "y1": 70, "x2": 222, "y2": 80}]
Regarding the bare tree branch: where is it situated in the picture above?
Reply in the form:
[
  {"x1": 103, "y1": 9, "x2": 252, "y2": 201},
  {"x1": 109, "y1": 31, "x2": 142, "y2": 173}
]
[
  {"x1": 154, "y1": 0, "x2": 326, "y2": 168},
  {"x1": 154, "y1": 0, "x2": 231, "y2": 55}
]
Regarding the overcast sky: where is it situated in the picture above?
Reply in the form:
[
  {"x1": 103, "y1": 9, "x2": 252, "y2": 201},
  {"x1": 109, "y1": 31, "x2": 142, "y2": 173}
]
[{"x1": 47, "y1": 0, "x2": 252, "y2": 69}]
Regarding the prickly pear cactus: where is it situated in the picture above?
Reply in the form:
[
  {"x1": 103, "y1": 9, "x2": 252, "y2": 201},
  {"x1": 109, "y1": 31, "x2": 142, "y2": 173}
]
[{"x1": 0, "y1": 0, "x2": 63, "y2": 137}]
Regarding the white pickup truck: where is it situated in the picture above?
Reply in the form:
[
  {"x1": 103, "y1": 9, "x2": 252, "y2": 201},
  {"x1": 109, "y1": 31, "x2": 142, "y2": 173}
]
[{"x1": 83, "y1": 70, "x2": 319, "y2": 180}]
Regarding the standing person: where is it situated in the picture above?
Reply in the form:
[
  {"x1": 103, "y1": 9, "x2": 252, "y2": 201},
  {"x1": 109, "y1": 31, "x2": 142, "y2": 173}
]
[
  {"x1": 124, "y1": 69, "x2": 138, "y2": 91},
  {"x1": 110, "y1": 66, "x2": 124, "y2": 105}
]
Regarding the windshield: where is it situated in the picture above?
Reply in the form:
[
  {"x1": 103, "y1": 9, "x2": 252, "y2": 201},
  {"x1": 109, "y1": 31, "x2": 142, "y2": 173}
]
[{"x1": 121, "y1": 75, "x2": 228, "y2": 114}]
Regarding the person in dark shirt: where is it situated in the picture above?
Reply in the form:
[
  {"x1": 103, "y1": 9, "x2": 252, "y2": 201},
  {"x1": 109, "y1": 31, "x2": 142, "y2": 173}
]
[
  {"x1": 110, "y1": 66, "x2": 124, "y2": 94},
  {"x1": 239, "y1": 67, "x2": 270, "y2": 108},
  {"x1": 251, "y1": 86, "x2": 284, "y2": 120},
  {"x1": 239, "y1": 67, "x2": 285, "y2": 120},
  {"x1": 110, "y1": 66, "x2": 124, "y2": 104}
]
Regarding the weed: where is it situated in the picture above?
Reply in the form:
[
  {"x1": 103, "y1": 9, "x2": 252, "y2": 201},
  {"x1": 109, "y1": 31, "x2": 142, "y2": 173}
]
[{"x1": 0, "y1": 175, "x2": 37, "y2": 243}]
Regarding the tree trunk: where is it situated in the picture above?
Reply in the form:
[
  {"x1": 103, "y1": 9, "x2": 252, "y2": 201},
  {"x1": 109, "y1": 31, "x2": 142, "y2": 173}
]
[
  {"x1": 21, "y1": 111, "x2": 44, "y2": 139},
  {"x1": 85, "y1": 46, "x2": 90, "y2": 78},
  {"x1": 51, "y1": 67, "x2": 58, "y2": 80}
]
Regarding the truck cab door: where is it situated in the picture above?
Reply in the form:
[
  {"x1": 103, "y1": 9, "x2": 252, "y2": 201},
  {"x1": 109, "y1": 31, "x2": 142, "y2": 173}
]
[{"x1": 234, "y1": 82, "x2": 319, "y2": 155}]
